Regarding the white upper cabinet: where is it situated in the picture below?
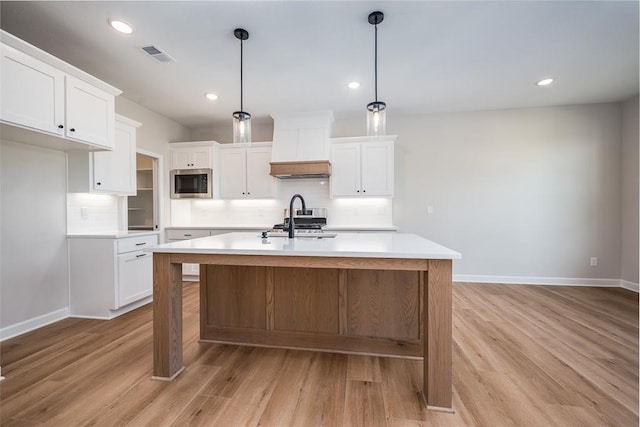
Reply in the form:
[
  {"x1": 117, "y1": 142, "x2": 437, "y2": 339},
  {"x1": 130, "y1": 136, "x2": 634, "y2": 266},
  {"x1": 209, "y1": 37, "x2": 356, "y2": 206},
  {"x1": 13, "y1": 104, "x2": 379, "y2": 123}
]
[
  {"x1": 0, "y1": 43, "x2": 65, "y2": 136},
  {"x1": 0, "y1": 32, "x2": 120, "y2": 151},
  {"x1": 67, "y1": 114, "x2": 141, "y2": 195},
  {"x1": 330, "y1": 136, "x2": 396, "y2": 198},
  {"x1": 65, "y1": 76, "x2": 115, "y2": 150},
  {"x1": 218, "y1": 143, "x2": 276, "y2": 199},
  {"x1": 171, "y1": 145, "x2": 213, "y2": 169}
]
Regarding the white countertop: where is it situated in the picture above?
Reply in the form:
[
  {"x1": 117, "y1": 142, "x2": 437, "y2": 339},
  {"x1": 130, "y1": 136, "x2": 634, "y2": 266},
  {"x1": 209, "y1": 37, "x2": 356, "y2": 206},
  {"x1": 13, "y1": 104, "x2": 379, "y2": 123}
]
[
  {"x1": 68, "y1": 230, "x2": 160, "y2": 239},
  {"x1": 165, "y1": 225, "x2": 398, "y2": 232},
  {"x1": 148, "y1": 232, "x2": 461, "y2": 260}
]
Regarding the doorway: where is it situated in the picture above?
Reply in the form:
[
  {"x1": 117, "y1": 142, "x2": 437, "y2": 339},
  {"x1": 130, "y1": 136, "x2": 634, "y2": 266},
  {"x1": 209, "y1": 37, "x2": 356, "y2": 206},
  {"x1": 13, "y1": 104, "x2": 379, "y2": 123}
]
[{"x1": 128, "y1": 152, "x2": 159, "y2": 231}]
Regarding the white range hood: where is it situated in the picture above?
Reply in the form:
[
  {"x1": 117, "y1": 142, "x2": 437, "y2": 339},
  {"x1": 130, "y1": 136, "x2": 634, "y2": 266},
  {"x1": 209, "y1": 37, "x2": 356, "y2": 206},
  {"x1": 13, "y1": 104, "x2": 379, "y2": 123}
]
[{"x1": 269, "y1": 111, "x2": 333, "y2": 179}]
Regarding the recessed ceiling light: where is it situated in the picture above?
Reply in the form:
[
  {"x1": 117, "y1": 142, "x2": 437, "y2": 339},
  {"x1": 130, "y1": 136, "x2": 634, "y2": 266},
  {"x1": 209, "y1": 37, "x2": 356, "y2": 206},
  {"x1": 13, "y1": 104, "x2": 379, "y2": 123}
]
[
  {"x1": 348, "y1": 81, "x2": 360, "y2": 89},
  {"x1": 205, "y1": 93, "x2": 218, "y2": 101},
  {"x1": 536, "y1": 78, "x2": 554, "y2": 86},
  {"x1": 109, "y1": 19, "x2": 133, "y2": 34}
]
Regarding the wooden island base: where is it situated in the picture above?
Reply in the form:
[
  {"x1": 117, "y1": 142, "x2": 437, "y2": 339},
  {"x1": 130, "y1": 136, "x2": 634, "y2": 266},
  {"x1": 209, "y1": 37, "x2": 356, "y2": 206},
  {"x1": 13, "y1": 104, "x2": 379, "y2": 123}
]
[
  {"x1": 200, "y1": 266, "x2": 423, "y2": 358},
  {"x1": 152, "y1": 252, "x2": 453, "y2": 411}
]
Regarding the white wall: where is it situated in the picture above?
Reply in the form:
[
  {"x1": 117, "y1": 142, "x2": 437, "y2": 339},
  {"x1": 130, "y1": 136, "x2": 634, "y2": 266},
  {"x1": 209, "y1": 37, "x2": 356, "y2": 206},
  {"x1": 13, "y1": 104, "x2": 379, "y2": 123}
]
[
  {"x1": 1, "y1": 140, "x2": 69, "y2": 335},
  {"x1": 190, "y1": 119, "x2": 274, "y2": 143},
  {"x1": 621, "y1": 96, "x2": 639, "y2": 284},
  {"x1": 334, "y1": 103, "x2": 625, "y2": 281}
]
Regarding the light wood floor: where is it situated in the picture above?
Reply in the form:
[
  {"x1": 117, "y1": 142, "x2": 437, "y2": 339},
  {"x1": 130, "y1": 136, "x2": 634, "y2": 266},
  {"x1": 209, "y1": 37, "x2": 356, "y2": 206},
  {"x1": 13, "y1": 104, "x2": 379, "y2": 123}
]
[{"x1": 1, "y1": 283, "x2": 637, "y2": 426}]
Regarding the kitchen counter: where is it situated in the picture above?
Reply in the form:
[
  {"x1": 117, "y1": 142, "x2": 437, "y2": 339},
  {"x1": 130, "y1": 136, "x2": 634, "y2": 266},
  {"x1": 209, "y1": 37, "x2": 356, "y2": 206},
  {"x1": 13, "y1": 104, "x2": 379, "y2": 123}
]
[
  {"x1": 149, "y1": 232, "x2": 460, "y2": 412},
  {"x1": 151, "y1": 232, "x2": 459, "y2": 259},
  {"x1": 67, "y1": 230, "x2": 160, "y2": 239}
]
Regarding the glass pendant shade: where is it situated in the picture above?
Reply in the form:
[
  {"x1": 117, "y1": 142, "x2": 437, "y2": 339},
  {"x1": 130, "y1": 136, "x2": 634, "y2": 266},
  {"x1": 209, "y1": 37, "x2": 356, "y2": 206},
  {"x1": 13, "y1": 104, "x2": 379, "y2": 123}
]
[
  {"x1": 366, "y1": 101, "x2": 386, "y2": 136},
  {"x1": 232, "y1": 111, "x2": 251, "y2": 144}
]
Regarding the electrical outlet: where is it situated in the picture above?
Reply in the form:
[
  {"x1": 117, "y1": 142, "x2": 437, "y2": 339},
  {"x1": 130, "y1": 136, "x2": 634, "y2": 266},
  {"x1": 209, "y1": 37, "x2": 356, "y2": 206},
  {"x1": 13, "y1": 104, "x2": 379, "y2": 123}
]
[
  {"x1": 80, "y1": 207, "x2": 88, "y2": 220},
  {"x1": 590, "y1": 257, "x2": 598, "y2": 267},
  {"x1": 427, "y1": 205, "x2": 434, "y2": 214}
]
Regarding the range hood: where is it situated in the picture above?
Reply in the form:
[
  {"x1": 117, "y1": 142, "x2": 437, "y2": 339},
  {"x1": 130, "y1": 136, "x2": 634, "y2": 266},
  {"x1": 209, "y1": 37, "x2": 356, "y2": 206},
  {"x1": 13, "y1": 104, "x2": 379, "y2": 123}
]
[
  {"x1": 270, "y1": 160, "x2": 331, "y2": 179},
  {"x1": 269, "y1": 111, "x2": 333, "y2": 179}
]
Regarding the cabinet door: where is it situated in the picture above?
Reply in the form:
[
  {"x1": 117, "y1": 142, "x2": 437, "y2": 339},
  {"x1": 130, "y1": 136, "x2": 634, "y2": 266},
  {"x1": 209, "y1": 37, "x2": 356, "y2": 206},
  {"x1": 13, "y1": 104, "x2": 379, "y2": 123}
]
[
  {"x1": 191, "y1": 147, "x2": 212, "y2": 169},
  {"x1": 361, "y1": 141, "x2": 394, "y2": 196},
  {"x1": 93, "y1": 119, "x2": 136, "y2": 194},
  {"x1": 65, "y1": 76, "x2": 115, "y2": 149},
  {"x1": 0, "y1": 44, "x2": 65, "y2": 136},
  {"x1": 246, "y1": 147, "x2": 275, "y2": 198},
  {"x1": 219, "y1": 148, "x2": 248, "y2": 198},
  {"x1": 171, "y1": 147, "x2": 212, "y2": 169},
  {"x1": 116, "y1": 251, "x2": 153, "y2": 308},
  {"x1": 330, "y1": 143, "x2": 361, "y2": 197},
  {"x1": 172, "y1": 150, "x2": 192, "y2": 169}
]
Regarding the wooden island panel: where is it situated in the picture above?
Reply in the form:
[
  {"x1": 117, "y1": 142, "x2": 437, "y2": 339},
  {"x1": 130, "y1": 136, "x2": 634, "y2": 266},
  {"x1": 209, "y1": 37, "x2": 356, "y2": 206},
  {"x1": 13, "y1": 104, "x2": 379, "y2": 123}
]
[
  {"x1": 273, "y1": 267, "x2": 339, "y2": 334},
  {"x1": 346, "y1": 270, "x2": 421, "y2": 340},
  {"x1": 201, "y1": 265, "x2": 266, "y2": 329},
  {"x1": 199, "y1": 265, "x2": 423, "y2": 358}
]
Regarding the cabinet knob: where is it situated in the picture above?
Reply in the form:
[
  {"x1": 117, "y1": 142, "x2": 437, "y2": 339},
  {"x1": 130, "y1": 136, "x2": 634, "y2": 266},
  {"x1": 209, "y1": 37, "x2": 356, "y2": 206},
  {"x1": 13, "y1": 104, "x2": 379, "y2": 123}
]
[
  {"x1": 70, "y1": 128, "x2": 76, "y2": 132},
  {"x1": 58, "y1": 125, "x2": 64, "y2": 129},
  {"x1": 356, "y1": 190, "x2": 360, "y2": 193},
  {"x1": 363, "y1": 190, "x2": 366, "y2": 193},
  {"x1": 242, "y1": 192, "x2": 245, "y2": 195},
  {"x1": 96, "y1": 182, "x2": 101, "y2": 186}
]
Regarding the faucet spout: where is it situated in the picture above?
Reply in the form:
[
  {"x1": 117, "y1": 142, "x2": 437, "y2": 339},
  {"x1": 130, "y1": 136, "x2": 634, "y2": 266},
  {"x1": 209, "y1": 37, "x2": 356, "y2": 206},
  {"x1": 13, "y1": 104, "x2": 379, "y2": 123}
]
[{"x1": 288, "y1": 194, "x2": 307, "y2": 238}]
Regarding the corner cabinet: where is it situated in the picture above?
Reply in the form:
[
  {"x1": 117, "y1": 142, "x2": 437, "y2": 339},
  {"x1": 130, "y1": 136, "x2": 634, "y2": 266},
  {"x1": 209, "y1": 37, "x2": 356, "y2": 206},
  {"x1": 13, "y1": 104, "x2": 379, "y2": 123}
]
[
  {"x1": 0, "y1": 31, "x2": 121, "y2": 151},
  {"x1": 68, "y1": 233, "x2": 158, "y2": 319},
  {"x1": 330, "y1": 136, "x2": 396, "y2": 197},
  {"x1": 67, "y1": 115, "x2": 141, "y2": 195},
  {"x1": 218, "y1": 143, "x2": 276, "y2": 199}
]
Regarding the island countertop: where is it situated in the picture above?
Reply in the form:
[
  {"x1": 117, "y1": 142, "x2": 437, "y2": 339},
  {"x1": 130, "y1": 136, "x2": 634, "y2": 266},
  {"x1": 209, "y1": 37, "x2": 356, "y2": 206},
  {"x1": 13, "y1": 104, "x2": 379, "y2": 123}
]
[{"x1": 148, "y1": 231, "x2": 461, "y2": 260}]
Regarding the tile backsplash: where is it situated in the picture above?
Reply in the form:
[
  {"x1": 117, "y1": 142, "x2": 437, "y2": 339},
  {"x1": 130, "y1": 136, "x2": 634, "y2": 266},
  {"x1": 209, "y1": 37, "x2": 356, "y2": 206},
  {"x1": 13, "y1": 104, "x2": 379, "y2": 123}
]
[
  {"x1": 170, "y1": 179, "x2": 393, "y2": 228},
  {"x1": 67, "y1": 193, "x2": 119, "y2": 233}
]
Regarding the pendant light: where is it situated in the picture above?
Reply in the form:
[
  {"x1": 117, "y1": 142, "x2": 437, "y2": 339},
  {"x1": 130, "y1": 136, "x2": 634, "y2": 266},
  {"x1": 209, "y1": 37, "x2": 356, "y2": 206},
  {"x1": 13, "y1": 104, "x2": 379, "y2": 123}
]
[
  {"x1": 366, "y1": 11, "x2": 386, "y2": 136},
  {"x1": 233, "y1": 28, "x2": 251, "y2": 143}
]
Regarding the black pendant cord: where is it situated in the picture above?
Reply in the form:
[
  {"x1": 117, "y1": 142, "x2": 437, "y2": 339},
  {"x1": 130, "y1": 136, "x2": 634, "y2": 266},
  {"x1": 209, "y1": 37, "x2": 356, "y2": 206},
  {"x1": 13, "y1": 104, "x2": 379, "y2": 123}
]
[
  {"x1": 240, "y1": 38, "x2": 244, "y2": 112},
  {"x1": 374, "y1": 23, "x2": 378, "y2": 103}
]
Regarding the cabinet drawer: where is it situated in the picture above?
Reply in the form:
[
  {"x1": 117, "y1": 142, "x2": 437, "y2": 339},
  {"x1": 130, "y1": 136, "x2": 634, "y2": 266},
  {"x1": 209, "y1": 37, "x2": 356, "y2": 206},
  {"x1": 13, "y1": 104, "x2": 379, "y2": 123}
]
[
  {"x1": 166, "y1": 229, "x2": 211, "y2": 240},
  {"x1": 116, "y1": 250, "x2": 152, "y2": 308},
  {"x1": 117, "y1": 234, "x2": 158, "y2": 254}
]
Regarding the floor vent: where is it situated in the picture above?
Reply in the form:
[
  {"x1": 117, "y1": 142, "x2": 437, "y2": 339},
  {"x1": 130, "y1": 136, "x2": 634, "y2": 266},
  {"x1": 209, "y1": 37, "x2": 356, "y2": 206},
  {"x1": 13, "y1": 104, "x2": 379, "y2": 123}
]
[{"x1": 140, "y1": 45, "x2": 175, "y2": 63}]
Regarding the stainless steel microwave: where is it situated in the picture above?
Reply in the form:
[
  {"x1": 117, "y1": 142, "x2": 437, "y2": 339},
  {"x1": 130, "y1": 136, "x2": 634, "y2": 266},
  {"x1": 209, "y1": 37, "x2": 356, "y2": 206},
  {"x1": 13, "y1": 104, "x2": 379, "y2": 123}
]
[{"x1": 170, "y1": 169, "x2": 212, "y2": 199}]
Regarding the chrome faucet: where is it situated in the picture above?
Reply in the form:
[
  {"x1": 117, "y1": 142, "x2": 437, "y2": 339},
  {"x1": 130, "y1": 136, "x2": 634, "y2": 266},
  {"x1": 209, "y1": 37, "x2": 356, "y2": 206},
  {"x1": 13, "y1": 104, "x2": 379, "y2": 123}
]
[{"x1": 288, "y1": 194, "x2": 307, "y2": 238}]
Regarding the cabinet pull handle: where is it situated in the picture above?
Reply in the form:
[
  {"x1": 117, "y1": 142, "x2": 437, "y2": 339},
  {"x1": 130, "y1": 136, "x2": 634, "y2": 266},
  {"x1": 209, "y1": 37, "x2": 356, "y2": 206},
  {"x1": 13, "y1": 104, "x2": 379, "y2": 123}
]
[
  {"x1": 135, "y1": 242, "x2": 146, "y2": 246},
  {"x1": 136, "y1": 254, "x2": 147, "y2": 258},
  {"x1": 58, "y1": 125, "x2": 64, "y2": 129},
  {"x1": 184, "y1": 234, "x2": 192, "y2": 237}
]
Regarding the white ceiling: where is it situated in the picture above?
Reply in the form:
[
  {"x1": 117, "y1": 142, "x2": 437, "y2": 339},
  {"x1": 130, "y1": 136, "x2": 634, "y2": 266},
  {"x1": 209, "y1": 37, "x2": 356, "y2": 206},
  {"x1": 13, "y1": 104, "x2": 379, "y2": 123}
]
[{"x1": 1, "y1": 1, "x2": 638, "y2": 128}]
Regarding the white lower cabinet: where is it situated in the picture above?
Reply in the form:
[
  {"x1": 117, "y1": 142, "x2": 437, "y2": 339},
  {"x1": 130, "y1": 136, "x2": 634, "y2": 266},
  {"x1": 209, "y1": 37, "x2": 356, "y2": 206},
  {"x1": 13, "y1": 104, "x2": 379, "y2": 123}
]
[{"x1": 68, "y1": 233, "x2": 158, "y2": 319}]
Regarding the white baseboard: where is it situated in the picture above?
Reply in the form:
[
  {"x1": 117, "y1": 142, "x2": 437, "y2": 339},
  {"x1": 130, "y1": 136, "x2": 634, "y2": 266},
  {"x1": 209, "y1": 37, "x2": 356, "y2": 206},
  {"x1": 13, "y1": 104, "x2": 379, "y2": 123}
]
[
  {"x1": 620, "y1": 280, "x2": 640, "y2": 293},
  {"x1": 0, "y1": 307, "x2": 70, "y2": 342},
  {"x1": 454, "y1": 274, "x2": 638, "y2": 292}
]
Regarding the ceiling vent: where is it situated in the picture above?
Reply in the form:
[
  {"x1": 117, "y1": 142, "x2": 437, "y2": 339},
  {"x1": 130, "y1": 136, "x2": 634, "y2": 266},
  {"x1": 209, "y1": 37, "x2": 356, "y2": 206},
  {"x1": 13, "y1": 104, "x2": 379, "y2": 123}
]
[{"x1": 140, "y1": 45, "x2": 175, "y2": 63}]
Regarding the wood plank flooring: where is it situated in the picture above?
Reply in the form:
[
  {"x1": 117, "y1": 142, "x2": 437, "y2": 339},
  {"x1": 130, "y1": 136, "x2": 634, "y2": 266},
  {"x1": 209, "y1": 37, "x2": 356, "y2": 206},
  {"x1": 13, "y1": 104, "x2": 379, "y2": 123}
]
[{"x1": 1, "y1": 282, "x2": 637, "y2": 426}]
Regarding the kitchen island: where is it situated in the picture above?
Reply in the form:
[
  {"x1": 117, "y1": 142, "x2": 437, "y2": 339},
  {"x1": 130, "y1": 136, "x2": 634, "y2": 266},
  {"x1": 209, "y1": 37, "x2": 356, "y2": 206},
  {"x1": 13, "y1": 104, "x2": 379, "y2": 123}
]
[{"x1": 149, "y1": 232, "x2": 461, "y2": 411}]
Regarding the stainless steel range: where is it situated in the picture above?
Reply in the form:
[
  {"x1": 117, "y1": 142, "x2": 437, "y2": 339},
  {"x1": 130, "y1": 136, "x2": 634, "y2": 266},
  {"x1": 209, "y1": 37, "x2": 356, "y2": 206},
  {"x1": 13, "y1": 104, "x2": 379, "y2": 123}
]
[{"x1": 269, "y1": 208, "x2": 336, "y2": 238}]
